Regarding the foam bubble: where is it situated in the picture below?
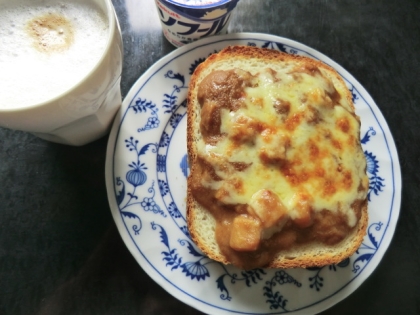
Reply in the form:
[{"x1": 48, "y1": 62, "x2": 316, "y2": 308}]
[{"x1": 0, "y1": 0, "x2": 109, "y2": 108}]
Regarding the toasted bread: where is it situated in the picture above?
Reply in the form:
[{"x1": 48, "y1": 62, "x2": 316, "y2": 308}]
[{"x1": 187, "y1": 45, "x2": 368, "y2": 270}]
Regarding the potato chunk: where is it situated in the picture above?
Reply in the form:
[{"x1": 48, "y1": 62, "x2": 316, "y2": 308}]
[
  {"x1": 290, "y1": 190, "x2": 314, "y2": 228},
  {"x1": 248, "y1": 189, "x2": 288, "y2": 228},
  {"x1": 229, "y1": 215, "x2": 262, "y2": 251},
  {"x1": 259, "y1": 132, "x2": 289, "y2": 165},
  {"x1": 229, "y1": 114, "x2": 260, "y2": 143}
]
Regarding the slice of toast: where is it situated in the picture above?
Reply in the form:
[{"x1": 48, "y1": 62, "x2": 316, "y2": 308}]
[{"x1": 187, "y1": 45, "x2": 368, "y2": 270}]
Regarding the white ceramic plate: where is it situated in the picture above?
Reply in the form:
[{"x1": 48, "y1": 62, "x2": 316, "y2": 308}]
[{"x1": 105, "y1": 33, "x2": 401, "y2": 314}]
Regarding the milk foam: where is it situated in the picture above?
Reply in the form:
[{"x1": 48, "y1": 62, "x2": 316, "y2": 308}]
[{"x1": 0, "y1": 0, "x2": 109, "y2": 108}]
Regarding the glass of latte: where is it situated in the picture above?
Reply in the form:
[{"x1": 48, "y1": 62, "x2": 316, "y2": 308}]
[
  {"x1": 0, "y1": 0, "x2": 123, "y2": 146},
  {"x1": 154, "y1": 0, "x2": 240, "y2": 47}
]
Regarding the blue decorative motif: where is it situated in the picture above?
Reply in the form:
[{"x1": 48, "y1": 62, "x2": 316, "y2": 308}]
[
  {"x1": 350, "y1": 86, "x2": 359, "y2": 104},
  {"x1": 361, "y1": 126, "x2": 376, "y2": 144},
  {"x1": 188, "y1": 50, "x2": 219, "y2": 75},
  {"x1": 169, "y1": 113, "x2": 184, "y2": 128},
  {"x1": 180, "y1": 154, "x2": 189, "y2": 178},
  {"x1": 180, "y1": 226, "x2": 190, "y2": 237},
  {"x1": 118, "y1": 180, "x2": 166, "y2": 235},
  {"x1": 261, "y1": 41, "x2": 288, "y2": 52},
  {"x1": 307, "y1": 258, "x2": 350, "y2": 291},
  {"x1": 124, "y1": 137, "x2": 154, "y2": 187},
  {"x1": 157, "y1": 154, "x2": 166, "y2": 172},
  {"x1": 189, "y1": 57, "x2": 206, "y2": 74},
  {"x1": 264, "y1": 270, "x2": 301, "y2": 311},
  {"x1": 365, "y1": 151, "x2": 385, "y2": 201},
  {"x1": 158, "y1": 179, "x2": 170, "y2": 197},
  {"x1": 352, "y1": 222, "x2": 383, "y2": 273},
  {"x1": 216, "y1": 269, "x2": 267, "y2": 301},
  {"x1": 125, "y1": 70, "x2": 187, "y2": 136},
  {"x1": 115, "y1": 137, "x2": 165, "y2": 234},
  {"x1": 126, "y1": 168, "x2": 146, "y2": 187},
  {"x1": 167, "y1": 201, "x2": 182, "y2": 219},
  {"x1": 360, "y1": 127, "x2": 385, "y2": 201},
  {"x1": 181, "y1": 260, "x2": 211, "y2": 281},
  {"x1": 115, "y1": 177, "x2": 125, "y2": 206},
  {"x1": 152, "y1": 222, "x2": 210, "y2": 280},
  {"x1": 140, "y1": 183, "x2": 165, "y2": 215},
  {"x1": 130, "y1": 98, "x2": 159, "y2": 132},
  {"x1": 120, "y1": 208, "x2": 141, "y2": 234},
  {"x1": 163, "y1": 71, "x2": 187, "y2": 114},
  {"x1": 157, "y1": 98, "x2": 189, "y2": 236},
  {"x1": 159, "y1": 132, "x2": 170, "y2": 148}
]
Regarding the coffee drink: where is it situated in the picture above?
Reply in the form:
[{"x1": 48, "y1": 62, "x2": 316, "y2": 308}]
[{"x1": 0, "y1": 0, "x2": 109, "y2": 108}]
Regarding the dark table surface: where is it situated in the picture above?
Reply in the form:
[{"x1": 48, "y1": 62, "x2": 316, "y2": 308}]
[{"x1": 1, "y1": 0, "x2": 419, "y2": 314}]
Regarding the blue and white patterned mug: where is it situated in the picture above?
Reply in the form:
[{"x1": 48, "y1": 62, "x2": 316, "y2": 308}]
[{"x1": 155, "y1": 0, "x2": 240, "y2": 47}]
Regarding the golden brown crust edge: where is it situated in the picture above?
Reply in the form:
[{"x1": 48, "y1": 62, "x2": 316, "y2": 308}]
[{"x1": 186, "y1": 45, "x2": 368, "y2": 269}]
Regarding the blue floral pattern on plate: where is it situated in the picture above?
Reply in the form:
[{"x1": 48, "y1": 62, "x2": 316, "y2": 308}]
[{"x1": 105, "y1": 33, "x2": 401, "y2": 315}]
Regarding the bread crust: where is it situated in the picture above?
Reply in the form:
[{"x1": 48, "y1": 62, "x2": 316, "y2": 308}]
[{"x1": 187, "y1": 45, "x2": 368, "y2": 269}]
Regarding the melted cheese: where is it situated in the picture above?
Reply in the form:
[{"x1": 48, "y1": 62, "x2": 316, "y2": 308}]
[{"x1": 197, "y1": 66, "x2": 368, "y2": 227}]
